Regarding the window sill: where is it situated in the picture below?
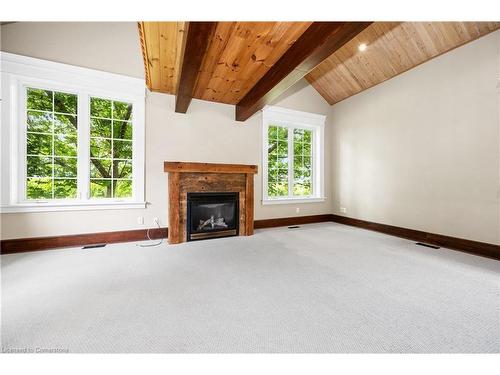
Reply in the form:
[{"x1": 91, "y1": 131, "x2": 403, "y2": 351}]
[
  {"x1": 1, "y1": 201, "x2": 147, "y2": 213},
  {"x1": 261, "y1": 197, "x2": 326, "y2": 205}
]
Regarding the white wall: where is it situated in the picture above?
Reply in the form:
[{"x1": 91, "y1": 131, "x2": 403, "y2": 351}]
[
  {"x1": 0, "y1": 23, "x2": 332, "y2": 239},
  {"x1": 0, "y1": 22, "x2": 144, "y2": 78},
  {"x1": 329, "y1": 30, "x2": 500, "y2": 245}
]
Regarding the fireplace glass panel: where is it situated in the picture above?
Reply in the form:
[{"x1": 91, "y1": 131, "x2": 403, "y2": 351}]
[{"x1": 187, "y1": 192, "x2": 239, "y2": 241}]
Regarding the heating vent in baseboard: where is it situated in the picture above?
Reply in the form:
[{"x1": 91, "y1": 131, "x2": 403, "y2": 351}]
[
  {"x1": 415, "y1": 242, "x2": 440, "y2": 249},
  {"x1": 82, "y1": 243, "x2": 107, "y2": 249},
  {"x1": 288, "y1": 226, "x2": 301, "y2": 229}
]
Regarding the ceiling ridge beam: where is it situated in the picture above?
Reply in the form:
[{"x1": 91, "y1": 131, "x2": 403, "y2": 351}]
[
  {"x1": 175, "y1": 22, "x2": 217, "y2": 113},
  {"x1": 235, "y1": 22, "x2": 372, "y2": 121}
]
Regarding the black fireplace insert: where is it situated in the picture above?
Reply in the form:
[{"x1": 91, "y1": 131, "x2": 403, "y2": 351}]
[{"x1": 186, "y1": 192, "x2": 239, "y2": 241}]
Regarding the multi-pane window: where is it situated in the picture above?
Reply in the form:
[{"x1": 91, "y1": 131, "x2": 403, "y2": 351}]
[
  {"x1": 23, "y1": 89, "x2": 134, "y2": 201},
  {"x1": 293, "y1": 129, "x2": 312, "y2": 196},
  {"x1": 267, "y1": 125, "x2": 289, "y2": 197},
  {"x1": 263, "y1": 106, "x2": 325, "y2": 203},
  {"x1": 89, "y1": 97, "x2": 133, "y2": 198},
  {"x1": 2, "y1": 53, "x2": 145, "y2": 212},
  {"x1": 267, "y1": 125, "x2": 313, "y2": 198},
  {"x1": 26, "y1": 88, "x2": 78, "y2": 199}
]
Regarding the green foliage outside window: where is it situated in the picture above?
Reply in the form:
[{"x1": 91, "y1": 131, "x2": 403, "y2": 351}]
[
  {"x1": 26, "y1": 88, "x2": 78, "y2": 199},
  {"x1": 89, "y1": 97, "x2": 133, "y2": 198},
  {"x1": 267, "y1": 125, "x2": 313, "y2": 198},
  {"x1": 25, "y1": 88, "x2": 134, "y2": 200}
]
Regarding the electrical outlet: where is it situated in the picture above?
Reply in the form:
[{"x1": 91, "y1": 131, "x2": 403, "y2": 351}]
[
  {"x1": 295, "y1": 207, "x2": 300, "y2": 214},
  {"x1": 137, "y1": 216, "x2": 144, "y2": 225},
  {"x1": 340, "y1": 207, "x2": 347, "y2": 214},
  {"x1": 153, "y1": 217, "x2": 159, "y2": 224}
]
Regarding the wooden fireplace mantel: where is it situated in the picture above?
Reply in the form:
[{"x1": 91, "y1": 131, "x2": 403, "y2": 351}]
[
  {"x1": 164, "y1": 162, "x2": 258, "y2": 244},
  {"x1": 164, "y1": 161, "x2": 258, "y2": 174}
]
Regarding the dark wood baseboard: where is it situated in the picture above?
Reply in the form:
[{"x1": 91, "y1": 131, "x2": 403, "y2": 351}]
[
  {"x1": 330, "y1": 214, "x2": 500, "y2": 260},
  {"x1": 2, "y1": 214, "x2": 499, "y2": 261},
  {"x1": 1, "y1": 227, "x2": 168, "y2": 254},
  {"x1": 1, "y1": 214, "x2": 331, "y2": 254},
  {"x1": 254, "y1": 214, "x2": 333, "y2": 229}
]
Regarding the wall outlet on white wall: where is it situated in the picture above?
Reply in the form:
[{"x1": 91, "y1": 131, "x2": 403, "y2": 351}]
[
  {"x1": 153, "y1": 217, "x2": 159, "y2": 225},
  {"x1": 137, "y1": 216, "x2": 144, "y2": 225},
  {"x1": 340, "y1": 207, "x2": 347, "y2": 214},
  {"x1": 295, "y1": 207, "x2": 300, "y2": 214}
]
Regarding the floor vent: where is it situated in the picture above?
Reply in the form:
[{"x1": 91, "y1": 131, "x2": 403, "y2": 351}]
[
  {"x1": 415, "y1": 242, "x2": 440, "y2": 249},
  {"x1": 288, "y1": 226, "x2": 301, "y2": 229},
  {"x1": 82, "y1": 243, "x2": 107, "y2": 249}
]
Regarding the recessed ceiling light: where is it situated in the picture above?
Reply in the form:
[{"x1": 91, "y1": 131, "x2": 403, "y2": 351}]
[{"x1": 358, "y1": 43, "x2": 367, "y2": 52}]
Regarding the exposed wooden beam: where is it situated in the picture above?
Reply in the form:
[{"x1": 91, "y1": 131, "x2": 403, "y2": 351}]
[
  {"x1": 235, "y1": 22, "x2": 372, "y2": 121},
  {"x1": 175, "y1": 22, "x2": 217, "y2": 113}
]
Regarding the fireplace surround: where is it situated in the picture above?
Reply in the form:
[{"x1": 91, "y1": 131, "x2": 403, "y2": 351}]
[{"x1": 164, "y1": 162, "x2": 258, "y2": 244}]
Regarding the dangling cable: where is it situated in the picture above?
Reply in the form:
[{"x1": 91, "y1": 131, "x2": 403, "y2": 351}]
[{"x1": 136, "y1": 219, "x2": 164, "y2": 247}]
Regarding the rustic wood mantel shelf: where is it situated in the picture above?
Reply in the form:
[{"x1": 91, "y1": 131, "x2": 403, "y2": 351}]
[
  {"x1": 164, "y1": 161, "x2": 258, "y2": 244},
  {"x1": 164, "y1": 161, "x2": 258, "y2": 174}
]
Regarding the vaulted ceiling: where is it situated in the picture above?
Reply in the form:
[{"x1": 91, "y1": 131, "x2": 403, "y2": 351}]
[
  {"x1": 306, "y1": 22, "x2": 500, "y2": 104},
  {"x1": 138, "y1": 21, "x2": 500, "y2": 120}
]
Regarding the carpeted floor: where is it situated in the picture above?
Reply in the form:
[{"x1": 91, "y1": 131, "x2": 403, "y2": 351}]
[{"x1": 1, "y1": 223, "x2": 499, "y2": 353}]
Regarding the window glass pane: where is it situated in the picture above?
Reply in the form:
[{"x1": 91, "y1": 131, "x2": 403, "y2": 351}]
[
  {"x1": 90, "y1": 138, "x2": 112, "y2": 159},
  {"x1": 277, "y1": 127, "x2": 288, "y2": 140},
  {"x1": 113, "y1": 179, "x2": 132, "y2": 198},
  {"x1": 293, "y1": 128, "x2": 313, "y2": 197},
  {"x1": 54, "y1": 157, "x2": 77, "y2": 178},
  {"x1": 27, "y1": 111, "x2": 52, "y2": 133},
  {"x1": 54, "y1": 92, "x2": 77, "y2": 114},
  {"x1": 113, "y1": 120, "x2": 132, "y2": 140},
  {"x1": 54, "y1": 134, "x2": 77, "y2": 157},
  {"x1": 90, "y1": 97, "x2": 112, "y2": 118},
  {"x1": 54, "y1": 114, "x2": 77, "y2": 134},
  {"x1": 27, "y1": 156, "x2": 52, "y2": 177},
  {"x1": 27, "y1": 88, "x2": 52, "y2": 111},
  {"x1": 90, "y1": 159, "x2": 112, "y2": 179},
  {"x1": 268, "y1": 125, "x2": 278, "y2": 140},
  {"x1": 90, "y1": 118, "x2": 112, "y2": 138},
  {"x1": 90, "y1": 179, "x2": 112, "y2": 198},
  {"x1": 113, "y1": 101, "x2": 133, "y2": 121},
  {"x1": 27, "y1": 133, "x2": 52, "y2": 155},
  {"x1": 27, "y1": 177, "x2": 52, "y2": 199},
  {"x1": 89, "y1": 97, "x2": 133, "y2": 199},
  {"x1": 267, "y1": 125, "x2": 288, "y2": 198},
  {"x1": 113, "y1": 140, "x2": 132, "y2": 159},
  {"x1": 54, "y1": 179, "x2": 77, "y2": 199},
  {"x1": 113, "y1": 160, "x2": 132, "y2": 179},
  {"x1": 25, "y1": 87, "x2": 78, "y2": 200}
]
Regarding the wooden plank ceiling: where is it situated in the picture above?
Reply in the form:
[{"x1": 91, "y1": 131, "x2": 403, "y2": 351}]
[
  {"x1": 138, "y1": 21, "x2": 500, "y2": 110},
  {"x1": 306, "y1": 22, "x2": 500, "y2": 104},
  {"x1": 139, "y1": 22, "x2": 312, "y2": 103}
]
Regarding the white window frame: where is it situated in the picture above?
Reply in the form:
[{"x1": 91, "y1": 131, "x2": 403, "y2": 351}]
[
  {"x1": 262, "y1": 105, "x2": 326, "y2": 205},
  {"x1": 1, "y1": 52, "x2": 146, "y2": 213}
]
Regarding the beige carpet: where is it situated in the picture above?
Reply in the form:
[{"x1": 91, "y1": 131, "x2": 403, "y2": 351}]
[{"x1": 1, "y1": 223, "x2": 499, "y2": 353}]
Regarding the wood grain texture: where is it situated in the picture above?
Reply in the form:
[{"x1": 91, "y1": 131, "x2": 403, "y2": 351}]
[
  {"x1": 139, "y1": 22, "x2": 187, "y2": 93},
  {"x1": 245, "y1": 173, "x2": 255, "y2": 235},
  {"x1": 235, "y1": 22, "x2": 372, "y2": 121},
  {"x1": 330, "y1": 215, "x2": 500, "y2": 260},
  {"x1": 164, "y1": 161, "x2": 258, "y2": 174},
  {"x1": 1, "y1": 228, "x2": 168, "y2": 254},
  {"x1": 168, "y1": 172, "x2": 181, "y2": 244},
  {"x1": 253, "y1": 214, "x2": 333, "y2": 229},
  {"x1": 193, "y1": 22, "x2": 312, "y2": 104},
  {"x1": 306, "y1": 22, "x2": 500, "y2": 104},
  {"x1": 176, "y1": 22, "x2": 217, "y2": 113},
  {"x1": 3, "y1": 214, "x2": 499, "y2": 260}
]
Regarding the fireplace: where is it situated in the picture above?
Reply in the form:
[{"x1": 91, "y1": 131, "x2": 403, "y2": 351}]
[
  {"x1": 186, "y1": 192, "x2": 239, "y2": 241},
  {"x1": 164, "y1": 162, "x2": 257, "y2": 244}
]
